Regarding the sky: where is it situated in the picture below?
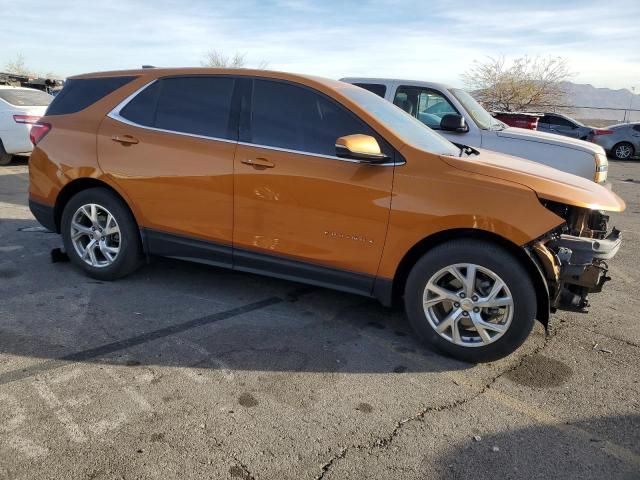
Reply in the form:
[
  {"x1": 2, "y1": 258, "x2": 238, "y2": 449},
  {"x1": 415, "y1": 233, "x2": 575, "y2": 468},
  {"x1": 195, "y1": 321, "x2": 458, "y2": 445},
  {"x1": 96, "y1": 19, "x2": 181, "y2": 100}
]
[{"x1": 1, "y1": 0, "x2": 639, "y2": 91}]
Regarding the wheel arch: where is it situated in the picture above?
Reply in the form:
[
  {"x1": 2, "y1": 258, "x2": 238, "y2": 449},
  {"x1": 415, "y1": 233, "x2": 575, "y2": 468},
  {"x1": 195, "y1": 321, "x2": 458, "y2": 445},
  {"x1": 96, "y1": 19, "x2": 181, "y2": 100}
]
[
  {"x1": 376, "y1": 228, "x2": 550, "y2": 326},
  {"x1": 54, "y1": 177, "x2": 141, "y2": 236}
]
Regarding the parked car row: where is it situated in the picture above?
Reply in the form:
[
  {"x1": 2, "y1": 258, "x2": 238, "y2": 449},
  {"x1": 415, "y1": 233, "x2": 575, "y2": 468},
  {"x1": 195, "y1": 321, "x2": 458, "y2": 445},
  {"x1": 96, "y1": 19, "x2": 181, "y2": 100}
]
[{"x1": 27, "y1": 67, "x2": 624, "y2": 363}]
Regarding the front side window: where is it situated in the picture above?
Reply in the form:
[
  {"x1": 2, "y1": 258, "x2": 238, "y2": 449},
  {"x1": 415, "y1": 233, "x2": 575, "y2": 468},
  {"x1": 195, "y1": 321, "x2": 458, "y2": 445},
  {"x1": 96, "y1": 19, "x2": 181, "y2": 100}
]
[
  {"x1": 633, "y1": 124, "x2": 640, "y2": 133},
  {"x1": 120, "y1": 76, "x2": 235, "y2": 139},
  {"x1": 339, "y1": 86, "x2": 460, "y2": 156},
  {"x1": 393, "y1": 86, "x2": 458, "y2": 129},
  {"x1": 250, "y1": 79, "x2": 382, "y2": 157}
]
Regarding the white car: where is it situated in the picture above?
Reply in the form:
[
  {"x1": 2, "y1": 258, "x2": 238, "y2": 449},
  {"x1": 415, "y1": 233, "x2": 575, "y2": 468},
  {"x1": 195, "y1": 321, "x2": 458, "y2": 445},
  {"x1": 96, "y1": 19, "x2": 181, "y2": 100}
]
[
  {"x1": 341, "y1": 78, "x2": 608, "y2": 184},
  {"x1": 0, "y1": 86, "x2": 54, "y2": 165}
]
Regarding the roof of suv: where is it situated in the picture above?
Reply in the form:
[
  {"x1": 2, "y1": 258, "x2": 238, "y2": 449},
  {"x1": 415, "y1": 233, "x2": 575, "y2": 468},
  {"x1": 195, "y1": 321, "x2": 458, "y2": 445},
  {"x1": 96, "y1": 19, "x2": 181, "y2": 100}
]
[{"x1": 71, "y1": 67, "x2": 350, "y2": 91}]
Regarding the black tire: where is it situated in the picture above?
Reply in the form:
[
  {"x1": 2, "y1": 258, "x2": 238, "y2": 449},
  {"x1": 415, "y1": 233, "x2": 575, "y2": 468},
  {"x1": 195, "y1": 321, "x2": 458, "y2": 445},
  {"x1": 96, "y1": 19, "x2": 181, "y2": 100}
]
[
  {"x1": 0, "y1": 140, "x2": 12, "y2": 166},
  {"x1": 404, "y1": 240, "x2": 536, "y2": 363},
  {"x1": 612, "y1": 142, "x2": 635, "y2": 160},
  {"x1": 61, "y1": 188, "x2": 142, "y2": 280}
]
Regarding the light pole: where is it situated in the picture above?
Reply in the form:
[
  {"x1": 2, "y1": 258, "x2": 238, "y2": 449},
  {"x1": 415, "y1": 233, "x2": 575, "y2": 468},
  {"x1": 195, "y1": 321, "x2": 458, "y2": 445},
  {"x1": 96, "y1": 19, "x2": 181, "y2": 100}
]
[{"x1": 628, "y1": 86, "x2": 636, "y2": 123}]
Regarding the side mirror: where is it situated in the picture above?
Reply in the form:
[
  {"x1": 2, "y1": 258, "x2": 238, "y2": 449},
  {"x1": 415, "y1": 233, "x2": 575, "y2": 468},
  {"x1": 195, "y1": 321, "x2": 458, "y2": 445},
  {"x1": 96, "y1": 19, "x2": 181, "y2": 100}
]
[
  {"x1": 335, "y1": 134, "x2": 389, "y2": 163},
  {"x1": 440, "y1": 114, "x2": 468, "y2": 132}
]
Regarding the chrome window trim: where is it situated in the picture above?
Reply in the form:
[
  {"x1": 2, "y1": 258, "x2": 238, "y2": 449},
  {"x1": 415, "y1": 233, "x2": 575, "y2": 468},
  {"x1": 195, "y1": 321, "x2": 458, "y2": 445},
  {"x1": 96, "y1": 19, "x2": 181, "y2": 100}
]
[
  {"x1": 237, "y1": 141, "x2": 403, "y2": 166},
  {"x1": 107, "y1": 79, "x2": 237, "y2": 145},
  {"x1": 107, "y1": 78, "x2": 404, "y2": 166}
]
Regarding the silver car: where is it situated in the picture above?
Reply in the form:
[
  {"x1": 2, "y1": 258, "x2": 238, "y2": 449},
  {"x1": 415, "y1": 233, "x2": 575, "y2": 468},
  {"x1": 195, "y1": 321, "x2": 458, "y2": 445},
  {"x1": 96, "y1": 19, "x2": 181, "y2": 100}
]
[
  {"x1": 537, "y1": 113, "x2": 594, "y2": 140},
  {"x1": 589, "y1": 122, "x2": 640, "y2": 160}
]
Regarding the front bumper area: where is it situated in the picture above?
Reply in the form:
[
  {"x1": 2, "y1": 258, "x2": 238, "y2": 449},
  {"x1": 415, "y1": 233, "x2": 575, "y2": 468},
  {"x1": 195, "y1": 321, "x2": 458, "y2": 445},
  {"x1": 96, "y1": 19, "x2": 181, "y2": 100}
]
[{"x1": 533, "y1": 228, "x2": 622, "y2": 311}]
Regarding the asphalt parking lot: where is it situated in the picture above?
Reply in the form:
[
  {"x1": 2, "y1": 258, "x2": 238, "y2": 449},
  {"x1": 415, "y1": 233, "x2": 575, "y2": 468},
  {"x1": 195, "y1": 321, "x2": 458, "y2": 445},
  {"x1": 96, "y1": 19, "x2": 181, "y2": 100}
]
[{"x1": 0, "y1": 157, "x2": 639, "y2": 480}]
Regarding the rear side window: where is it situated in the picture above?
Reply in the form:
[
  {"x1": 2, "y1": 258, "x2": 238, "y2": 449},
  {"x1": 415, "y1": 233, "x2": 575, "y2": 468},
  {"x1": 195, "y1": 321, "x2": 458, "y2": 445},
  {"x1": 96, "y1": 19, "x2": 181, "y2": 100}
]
[
  {"x1": 250, "y1": 79, "x2": 382, "y2": 157},
  {"x1": 120, "y1": 76, "x2": 235, "y2": 139},
  {"x1": 47, "y1": 76, "x2": 135, "y2": 115},
  {"x1": 0, "y1": 89, "x2": 53, "y2": 107},
  {"x1": 353, "y1": 83, "x2": 387, "y2": 98},
  {"x1": 633, "y1": 124, "x2": 640, "y2": 133}
]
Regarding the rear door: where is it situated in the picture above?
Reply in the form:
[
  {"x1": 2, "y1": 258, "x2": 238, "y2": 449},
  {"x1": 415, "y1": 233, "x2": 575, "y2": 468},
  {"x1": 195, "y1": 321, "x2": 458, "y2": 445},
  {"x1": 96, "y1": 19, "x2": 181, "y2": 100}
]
[
  {"x1": 97, "y1": 75, "x2": 237, "y2": 266},
  {"x1": 232, "y1": 78, "x2": 395, "y2": 294}
]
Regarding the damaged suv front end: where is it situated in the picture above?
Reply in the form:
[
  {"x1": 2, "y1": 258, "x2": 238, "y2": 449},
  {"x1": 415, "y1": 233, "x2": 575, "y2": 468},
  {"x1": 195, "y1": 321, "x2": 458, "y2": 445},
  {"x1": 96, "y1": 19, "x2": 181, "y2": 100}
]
[{"x1": 532, "y1": 202, "x2": 623, "y2": 312}]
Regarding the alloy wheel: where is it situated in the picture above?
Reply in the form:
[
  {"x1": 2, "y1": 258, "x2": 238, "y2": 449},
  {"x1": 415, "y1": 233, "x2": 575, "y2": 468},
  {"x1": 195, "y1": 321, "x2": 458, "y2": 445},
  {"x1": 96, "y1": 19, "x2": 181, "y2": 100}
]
[
  {"x1": 422, "y1": 263, "x2": 514, "y2": 347},
  {"x1": 70, "y1": 203, "x2": 121, "y2": 268}
]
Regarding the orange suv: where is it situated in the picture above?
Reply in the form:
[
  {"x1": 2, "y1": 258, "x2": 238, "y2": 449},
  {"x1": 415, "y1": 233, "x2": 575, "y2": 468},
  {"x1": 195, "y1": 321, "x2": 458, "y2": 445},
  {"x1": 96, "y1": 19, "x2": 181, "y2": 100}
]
[{"x1": 29, "y1": 68, "x2": 625, "y2": 362}]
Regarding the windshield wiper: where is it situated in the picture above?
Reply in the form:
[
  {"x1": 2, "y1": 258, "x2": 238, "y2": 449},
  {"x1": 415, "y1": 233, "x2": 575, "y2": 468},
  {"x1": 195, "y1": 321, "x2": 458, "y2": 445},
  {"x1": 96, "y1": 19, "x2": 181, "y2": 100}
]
[{"x1": 452, "y1": 142, "x2": 480, "y2": 157}]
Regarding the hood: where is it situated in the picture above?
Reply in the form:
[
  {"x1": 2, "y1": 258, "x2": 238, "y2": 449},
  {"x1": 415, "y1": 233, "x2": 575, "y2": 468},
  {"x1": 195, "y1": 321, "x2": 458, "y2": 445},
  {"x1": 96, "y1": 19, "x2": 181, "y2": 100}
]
[
  {"x1": 498, "y1": 127, "x2": 604, "y2": 154},
  {"x1": 440, "y1": 148, "x2": 625, "y2": 212}
]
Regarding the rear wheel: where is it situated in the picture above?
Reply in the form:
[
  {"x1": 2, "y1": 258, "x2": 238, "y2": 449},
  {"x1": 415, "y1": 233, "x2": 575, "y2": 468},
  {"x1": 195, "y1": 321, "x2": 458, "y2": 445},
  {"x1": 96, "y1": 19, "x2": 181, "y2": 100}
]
[
  {"x1": 404, "y1": 240, "x2": 536, "y2": 362},
  {"x1": 61, "y1": 188, "x2": 143, "y2": 280},
  {"x1": 612, "y1": 142, "x2": 634, "y2": 160},
  {"x1": 0, "y1": 140, "x2": 12, "y2": 166}
]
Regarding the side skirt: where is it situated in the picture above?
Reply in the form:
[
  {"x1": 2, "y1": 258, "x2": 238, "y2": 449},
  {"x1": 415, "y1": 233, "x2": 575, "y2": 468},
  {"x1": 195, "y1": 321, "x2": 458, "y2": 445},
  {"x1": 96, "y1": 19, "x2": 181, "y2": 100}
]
[{"x1": 143, "y1": 228, "x2": 383, "y2": 300}]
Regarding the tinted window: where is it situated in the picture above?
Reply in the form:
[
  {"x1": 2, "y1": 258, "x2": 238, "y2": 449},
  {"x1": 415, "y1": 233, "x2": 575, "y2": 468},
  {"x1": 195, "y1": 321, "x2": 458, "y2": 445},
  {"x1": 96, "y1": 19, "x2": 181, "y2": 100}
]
[
  {"x1": 155, "y1": 77, "x2": 235, "y2": 138},
  {"x1": 353, "y1": 83, "x2": 387, "y2": 98},
  {"x1": 633, "y1": 124, "x2": 640, "y2": 132},
  {"x1": 120, "y1": 76, "x2": 235, "y2": 139},
  {"x1": 119, "y1": 81, "x2": 160, "y2": 126},
  {"x1": 250, "y1": 79, "x2": 381, "y2": 156},
  {"x1": 0, "y1": 88, "x2": 53, "y2": 106},
  {"x1": 47, "y1": 76, "x2": 135, "y2": 115}
]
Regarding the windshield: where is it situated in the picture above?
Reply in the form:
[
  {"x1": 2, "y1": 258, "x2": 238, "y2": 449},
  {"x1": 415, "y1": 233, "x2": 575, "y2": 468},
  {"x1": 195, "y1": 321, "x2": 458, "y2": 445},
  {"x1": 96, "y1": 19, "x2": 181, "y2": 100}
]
[
  {"x1": 449, "y1": 88, "x2": 504, "y2": 131},
  {"x1": 0, "y1": 88, "x2": 53, "y2": 107},
  {"x1": 339, "y1": 87, "x2": 460, "y2": 156}
]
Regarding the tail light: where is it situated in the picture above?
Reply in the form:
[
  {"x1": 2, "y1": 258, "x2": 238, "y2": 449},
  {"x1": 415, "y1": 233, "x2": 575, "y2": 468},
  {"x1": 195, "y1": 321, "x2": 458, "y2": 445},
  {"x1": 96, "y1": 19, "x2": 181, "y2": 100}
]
[
  {"x1": 592, "y1": 129, "x2": 614, "y2": 136},
  {"x1": 13, "y1": 114, "x2": 41, "y2": 124},
  {"x1": 29, "y1": 122, "x2": 51, "y2": 146}
]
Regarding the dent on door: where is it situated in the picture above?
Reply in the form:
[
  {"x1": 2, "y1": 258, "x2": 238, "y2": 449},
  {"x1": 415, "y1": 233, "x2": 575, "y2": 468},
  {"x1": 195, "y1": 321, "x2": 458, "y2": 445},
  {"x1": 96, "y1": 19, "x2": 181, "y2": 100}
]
[{"x1": 232, "y1": 143, "x2": 394, "y2": 279}]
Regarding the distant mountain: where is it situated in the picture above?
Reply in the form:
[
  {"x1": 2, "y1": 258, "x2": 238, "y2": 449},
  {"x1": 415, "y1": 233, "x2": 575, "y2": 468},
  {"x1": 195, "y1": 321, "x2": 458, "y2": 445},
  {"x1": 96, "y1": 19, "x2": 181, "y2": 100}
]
[{"x1": 555, "y1": 82, "x2": 639, "y2": 124}]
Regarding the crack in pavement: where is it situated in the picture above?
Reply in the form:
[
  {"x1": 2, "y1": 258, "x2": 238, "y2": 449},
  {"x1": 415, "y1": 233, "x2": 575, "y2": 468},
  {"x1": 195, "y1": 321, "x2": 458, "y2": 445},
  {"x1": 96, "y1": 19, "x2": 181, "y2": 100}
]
[{"x1": 314, "y1": 322, "x2": 564, "y2": 480}]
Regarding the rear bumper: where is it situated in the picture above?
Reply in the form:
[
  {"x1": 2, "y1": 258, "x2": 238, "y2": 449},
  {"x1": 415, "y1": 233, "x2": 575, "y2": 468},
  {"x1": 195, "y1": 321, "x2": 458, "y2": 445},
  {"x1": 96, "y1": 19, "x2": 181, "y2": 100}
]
[{"x1": 29, "y1": 198, "x2": 56, "y2": 232}]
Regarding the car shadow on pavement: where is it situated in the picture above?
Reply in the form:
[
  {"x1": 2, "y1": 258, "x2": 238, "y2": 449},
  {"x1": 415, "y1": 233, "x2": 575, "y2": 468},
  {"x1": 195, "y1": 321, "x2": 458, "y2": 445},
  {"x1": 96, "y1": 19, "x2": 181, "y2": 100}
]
[
  {"x1": 0, "y1": 217, "x2": 482, "y2": 380},
  {"x1": 433, "y1": 414, "x2": 640, "y2": 480}
]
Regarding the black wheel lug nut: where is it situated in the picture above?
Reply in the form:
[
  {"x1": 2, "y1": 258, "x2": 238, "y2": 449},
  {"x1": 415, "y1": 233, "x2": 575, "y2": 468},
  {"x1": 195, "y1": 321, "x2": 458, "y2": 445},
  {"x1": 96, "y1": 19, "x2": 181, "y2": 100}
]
[{"x1": 473, "y1": 307, "x2": 480, "y2": 313}]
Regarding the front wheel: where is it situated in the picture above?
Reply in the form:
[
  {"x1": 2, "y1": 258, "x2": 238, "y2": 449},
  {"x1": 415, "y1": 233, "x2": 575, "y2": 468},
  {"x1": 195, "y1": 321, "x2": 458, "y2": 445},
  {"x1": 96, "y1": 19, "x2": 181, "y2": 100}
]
[
  {"x1": 61, "y1": 188, "x2": 143, "y2": 280},
  {"x1": 404, "y1": 240, "x2": 536, "y2": 362}
]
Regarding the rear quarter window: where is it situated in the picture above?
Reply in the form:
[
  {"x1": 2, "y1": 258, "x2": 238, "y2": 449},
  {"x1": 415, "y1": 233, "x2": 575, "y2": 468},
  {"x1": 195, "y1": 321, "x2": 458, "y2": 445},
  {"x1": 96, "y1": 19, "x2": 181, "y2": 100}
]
[
  {"x1": 46, "y1": 76, "x2": 136, "y2": 115},
  {"x1": 352, "y1": 83, "x2": 387, "y2": 98},
  {"x1": 0, "y1": 89, "x2": 53, "y2": 107}
]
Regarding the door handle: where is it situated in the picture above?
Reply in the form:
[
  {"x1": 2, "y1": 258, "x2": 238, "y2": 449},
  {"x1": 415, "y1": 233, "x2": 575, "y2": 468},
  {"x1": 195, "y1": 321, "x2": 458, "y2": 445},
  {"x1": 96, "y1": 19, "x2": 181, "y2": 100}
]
[
  {"x1": 112, "y1": 134, "x2": 139, "y2": 145},
  {"x1": 241, "y1": 158, "x2": 275, "y2": 168}
]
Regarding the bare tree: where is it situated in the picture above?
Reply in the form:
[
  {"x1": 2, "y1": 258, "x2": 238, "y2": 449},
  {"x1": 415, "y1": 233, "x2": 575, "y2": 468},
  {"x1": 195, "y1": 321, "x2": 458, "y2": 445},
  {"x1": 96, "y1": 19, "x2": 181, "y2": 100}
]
[
  {"x1": 201, "y1": 49, "x2": 267, "y2": 69},
  {"x1": 462, "y1": 56, "x2": 573, "y2": 112},
  {"x1": 4, "y1": 53, "x2": 33, "y2": 76}
]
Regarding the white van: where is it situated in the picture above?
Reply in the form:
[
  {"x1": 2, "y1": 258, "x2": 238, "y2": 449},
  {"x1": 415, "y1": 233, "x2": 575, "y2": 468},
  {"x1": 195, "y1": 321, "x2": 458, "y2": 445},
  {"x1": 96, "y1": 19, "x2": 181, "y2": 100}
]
[{"x1": 341, "y1": 78, "x2": 608, "y2": 184}]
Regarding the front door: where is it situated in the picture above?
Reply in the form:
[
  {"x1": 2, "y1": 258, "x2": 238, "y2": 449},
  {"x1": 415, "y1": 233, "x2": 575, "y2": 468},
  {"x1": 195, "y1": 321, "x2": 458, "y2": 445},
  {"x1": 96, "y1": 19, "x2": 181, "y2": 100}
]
[
  {"x1": 233, "y1": 79, "x2": 395, "y2": 294},
  {"x1": 97, "y1": 75, "x2": 237, "y2": 265}
]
